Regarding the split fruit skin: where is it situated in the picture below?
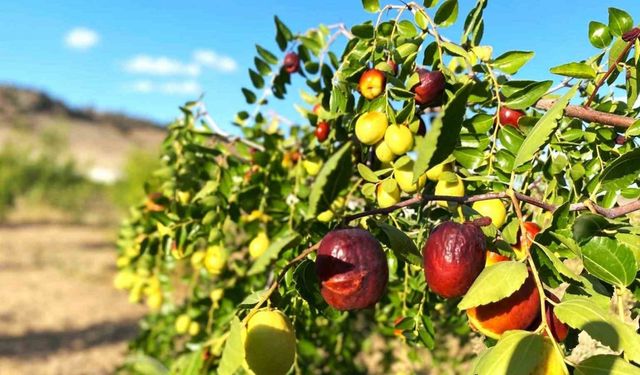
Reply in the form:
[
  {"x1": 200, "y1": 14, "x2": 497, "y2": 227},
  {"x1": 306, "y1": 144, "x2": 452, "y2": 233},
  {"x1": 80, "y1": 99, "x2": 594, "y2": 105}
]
[
  {"x1": 283, "y1": 52, "x2": 299, "y2": 74},
  {"x1": 244, "y1": 309, "x2": 296, "y2": 375},
  {"x1": 423, "y1": 222, "x2": 486, "y2": 298},
  {"x1": 412, "y1": 68, "x2": 445, "y2": 106},
  {"x1": 498, "y1": 107, "x2": 525, "y2": 128},
  {"x1": 466, "y1": 269, "x2": 541, "y2": 340},
  {"x1": 316, "y1": 228, "x2": 389, "y2": 310},
  {"x1": 358, "y1": 69, "x2": 386, "y2": 100}
]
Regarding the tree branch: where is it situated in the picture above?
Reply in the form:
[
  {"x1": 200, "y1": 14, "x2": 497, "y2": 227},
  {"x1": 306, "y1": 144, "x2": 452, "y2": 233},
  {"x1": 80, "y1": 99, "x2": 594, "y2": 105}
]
[{"x1": 534, "y1": 99, "x2": 636, "y2": 129}]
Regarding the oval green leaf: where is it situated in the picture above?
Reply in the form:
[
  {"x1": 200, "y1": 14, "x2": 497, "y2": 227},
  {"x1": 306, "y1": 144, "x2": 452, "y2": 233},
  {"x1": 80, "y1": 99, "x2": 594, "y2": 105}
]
[
  {"x1": 575, "y1": 355, "x2": 640, "y2": 375},
  {"x1": 550, "y1": 62, "x2": 596, "y2": 79},
  {"x1": 503, "y1": 80, "x2": 553, "y2": 110},
  {"x1": 608, "y1": 8, "x2": 633, "y2": 37},
  {"x1": 474, "y1": 331, "x2": 543, "y2": 375},
  {"x1": 457, "y1": 261, "x2": 528, "y2": 310},
  {"x1": 308, "y1": 142, "x2": 353, "y2": 216},
  {"x1": 588, "y1": 21, "x2": 613, "y2": 49},
  {"x1": 581, "y1": 236, "x2": 636, "y2": 287},
  {"x1": 491, "y1": 51, "x2": 534, "y2": 75}
]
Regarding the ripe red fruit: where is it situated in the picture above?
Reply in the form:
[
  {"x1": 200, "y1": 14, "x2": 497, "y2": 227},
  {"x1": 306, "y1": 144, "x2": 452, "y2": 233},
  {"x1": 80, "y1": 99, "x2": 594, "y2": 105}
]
[
  {"x1": 423, "y1": 222, "x2": 486, "y2": 298},
  {"x1": 498, "y1": 107, "x2": 525, "y2": 128},
  {"x1": 411, "y1": 68, "x2": 445, "y2": 106},
  {"x1": 283, "y1": 52, "x2": 300, "y2": 74},
  {"x1": 316, "y1": 228, "x2": 388, "y2": 310},
  {"x1": 387, "y1": 59, "x2": 398, "y2": 75},
  {"x1": 312, "y1": 104, "x2": 321, "y2": 114},
  {"x1": 545, "y1": 292, "x2": 569, "y2": 342},
  {"x1": 615, "y1": 135, "x2": 627, "y2": 145},
  {"x1": 358, "y1": 69, "x2": 386, "y2": 100},
  {"x1": 315, "y1": 121, "x2": 330, "y2": 142}
]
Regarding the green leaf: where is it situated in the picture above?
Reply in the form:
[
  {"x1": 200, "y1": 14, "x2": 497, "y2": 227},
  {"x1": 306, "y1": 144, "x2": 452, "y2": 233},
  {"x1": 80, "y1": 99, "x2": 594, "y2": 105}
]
[
  {"x1": 396, "y1": 43, "x2": 419, "y2": 58},
  {"x1": 503, "y1": 80, "x2": 553, "y2": 110},
  {"x1": 550, "y1": 62, "x2": 597, "y2": 79},
  {"x1": 581, "y1": 236, "x2": 636, "y2": 287},
  {"x1": 626, "y1": 120, "x2": 640, "y2": 137},
  {"x1": 555, "y1": 296, "x2": 640, "y2": 362},
  {"x1": 241, "y1": 88, "x2": 257, "y2": 104},
  {"x1": 458, "y1": 261, "x2": 528, "y2": 310},
  {"x1": 513, "y1": 84, "x2": 578, "y2": 169},
  {"x1": 308, "y1": 142, "x2": 353, "y2": 216},
  {"x1": 491, "y1": 51, "x2": 534, "y2": 75},
  {"x1": 415, "y1": 10, "x2": 428, "y2": 30},
  {"x1": 453, "y1": 148, "x2": 484, "y2": 169},
  {"x1": 597, "y1": 149, "x2": 640, "y2": 193},
  {"x1": 256, "y1": 45, "x2": 278, "y2": 65},
  {"x1": 573, "y1": 214, "x2": 613, "y2": 243},
  {"x1": 351, "y1": 23, "x2": 374, "y2": 39},
  {"x1": 536, "y1": 242, "x2": 581, "y2": 281},
  {"x1": 608, "y1": 8, "x2": 634, "y2": 37},
  {"x1": 588, "y1": 21, "x2": 613, "y2": 49},
  {"x1": 434, "y1": 0, "x2": 458, "y2": 27},
  {"x1": 170, "y1": 350, "x2": 204, "y2": 375},
  {"x1": 248, "y1": 232, "x2": 301, "y2": 275},
  {"x1": 441, "y1": 41, "x2": 469, "y2": 58},
  {"x1": 609, "y1": 37, "x2": 630, "y2": 74},
  {"x1": 357, "y1": 163, "x2": 379, "y2": 183},
  {"x1": 574, "y1": 355, "x2": 640, "y2": 375},
  {"x1": 361, "y1": 0, "x2": 379, "y2": 12},
  {"x1": 376, "y1": 222, "x2": 422, "y2": 266},
  {"x1": 238, "y1": 290, "x2": 268, "y2": 308},
  {"x1": 397, "y1": 20, "x2": 417, "y2": 38},
  {"x1": 616, "y1": 233, "x2": 640, "y2": 269},
  {"x1": 412, "y1": 82, "x2": 474, "y2": 182},
  {"x1": 217, "y1": 317, "x2": 245, "y2": 375},
  {"x1": 125, "y1": 354, "x2": 169, "y2": 375},
  {"x1": 249, "y1": 69, "x2": 264, "y2": 89},
  {"x1": 475, "y1": 331, "x2": 543, "y2": 375}
]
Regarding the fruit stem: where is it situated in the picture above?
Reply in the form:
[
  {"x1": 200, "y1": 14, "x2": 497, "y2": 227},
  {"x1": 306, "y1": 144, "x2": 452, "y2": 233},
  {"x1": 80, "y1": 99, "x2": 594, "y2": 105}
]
[{"x1": 484, "y1": 63, "x2": 503, "y2": 176}]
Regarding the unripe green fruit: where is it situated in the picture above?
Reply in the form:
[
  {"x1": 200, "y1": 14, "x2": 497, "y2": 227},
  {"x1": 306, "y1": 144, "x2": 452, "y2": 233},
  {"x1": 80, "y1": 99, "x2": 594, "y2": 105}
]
[
  {"x1": 472, "y1": 199, "x2": 507, "y2": 229},
  {"x1": 244, "y1": 309, "x2": 296, "y2": 375},
  {"x1": 384, "y1": 125, "x2": 414, "y2": 155},
  {"x1": 376, "y1": 180, "x2": 401, "y2": 208},
  {"x1": 249, "y1": 232, "x2": 270, "y2": 259},
  {"x1": 434, "y1": 176, "x2": 465, "y2": 207},
  {"x1": 204, "y1": 245, "x2": 226, "y2": 275},
  {"x1": 175, "y1": 314, "x2": 191, "y2": 334},
  {"x1": 355, "y1": 111, "x2": 388, "y2": 145},
  {"x1": 375, "y1": 141, "x2": 395, "y2": 163},
  {"x1": 394, "y1": 160, "x2": 427, "y2": 193}
]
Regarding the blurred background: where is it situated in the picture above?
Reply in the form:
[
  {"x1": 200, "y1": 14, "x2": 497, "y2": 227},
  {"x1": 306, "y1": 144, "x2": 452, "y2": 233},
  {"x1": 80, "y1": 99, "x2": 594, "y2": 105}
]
[{"x1": 0, "y1": 1, "x2": 638, "y2": 374}]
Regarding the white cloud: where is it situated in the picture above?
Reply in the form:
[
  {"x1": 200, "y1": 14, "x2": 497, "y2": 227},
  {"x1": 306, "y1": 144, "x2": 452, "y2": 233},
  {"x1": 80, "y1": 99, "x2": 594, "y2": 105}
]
[
  {"x1": 123, "y1": 55, "x2": 201, "y2": 76},
  {"x1": 193, "y1": 49, "x2": 238, "y2": 73},
  {"x1": 128, "y1": 80, "x2": 202, "y2": 95},
  {"x1": 65, "y1": 27, "x2": 99, "y2": 50}
]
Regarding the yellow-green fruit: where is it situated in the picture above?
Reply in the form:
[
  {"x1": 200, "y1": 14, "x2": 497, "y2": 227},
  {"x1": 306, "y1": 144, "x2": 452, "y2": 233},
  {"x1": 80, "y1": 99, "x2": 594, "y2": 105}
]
[
  {"x1": 434, "y1": 176, "x2": 465, "y2": 207},
  {"x1": 188, "y1": 321, "x2": 200, "y2": 336},
  {"x1": 175, "y1": 314, "x2": 191, "y2": 334},
  {"x1": 190, "y1": 251, "x2": 205, "y2": 269},
  {"x1": 426, "y1": 162, "x2": 452, "y2": 181},
  {"x1": 394, "y1": 160, "x2": 427, "y2": 193},
  {"x1": 472, "y1": 199, "x2": 507, "y2": 229},
  {"x1": 244, "y1": 309, "x2": 296, "y2": 375},
  {"x1": 531, "y1": 337, "x2": 565, "y2": 375},
  {"x1": 302, "y1": 157, "x2": 322, "y2": 176},
  {"x1": 375, "y1": 141, "x2": 395, "y2": 163},
  {"x1": 146, "y1": 291, "x2": 163, "y2": 310},
  {"x1": 355, "y1": 111, "x2": 388, "y2": 145},
  {"x1": 249, "y1": 232, "x2": 270, "y2": 259},
  {"x1": 204, "y1": 245, "x2": 227, "y2": 275},
  {"x1": 384, "y1": 125, "x2": 413, "y2": 155},
  {"x1": 376, "y1": 180, "x2": 401, "y2": 208}
]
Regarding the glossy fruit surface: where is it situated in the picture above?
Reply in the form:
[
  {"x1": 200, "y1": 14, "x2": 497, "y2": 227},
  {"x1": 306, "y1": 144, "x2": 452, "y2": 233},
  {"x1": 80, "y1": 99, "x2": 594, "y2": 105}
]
[
  {"x1": 384, "y1": 125, "x2": 414, "y2": 155},
  {"x1": 545, "y1": 292, "x2": 569, "y2": 342},
  {"x1": 394, "y1": 160, "x2": 426, "y2": 193},
  {"x1": 283, "y1": 52, "x2": 299, "y2": 73},
  {"x1": 434, "y1": 176, "x2": 465, "y2": 207},
  {"x1": 471, "y1": 199, "x2": 507, "y2": 229},
  {"x1": 204, "y1": 245, "x2": 227, "y2": 275},
  {"x1": 375, "y1": 141, "x2": 395, "y2": 163},
  {"x1": 466, "y1": 270, "x2": 541, "y2": 339},
  {"x1": 412, "y1": 68, "x2": 445, "y2": 106},
  {"x1": 358, "y1": 69, "x2": 386, "y2": 100},
  {"x1": 498, "y1": 107, "x2": 525, "y2": 128},
  {"x1": 423, "y1": 222, "x2": 486, "y2": 298},
  {"x1": 316, "y1": 228, "x2": 388, "y2": 310},
  {"x1": 249, "y1": 232, "x2": 270, "y2": 259},
  {"x1": 426, "y1": 162, "x2": 451, "y2": 181},
  {"x1": 244, "y1": 309, "x2": 296, "y2": 375},
  {"x1": 355, "y1": 111, "x2": 388, "y2": 145},
  {"x1": 485, "y1": 251, "x2": 510, "y2": 266},
  {"x1": 315, "y1": 121, "x2": 330, "y2": 142},
  {"x1": 376, "y1": 180, "x2": 401, "y2": 208}
]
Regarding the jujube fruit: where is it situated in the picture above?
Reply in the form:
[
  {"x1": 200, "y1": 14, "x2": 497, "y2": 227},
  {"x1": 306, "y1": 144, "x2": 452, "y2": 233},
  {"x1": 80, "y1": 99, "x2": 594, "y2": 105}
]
[
  {"x1": 412, "y1": 68, "x2": 445, "y2": 106},
  {"x1": 531, "y1": 337, "x2": 566, "y2": 375},
  {"x1": 249, "y1": 232, "x2": 270, "y2": 259},
  {"x1": 283, "y1": 52, "x2": 299, "y2": 74},
  {"x1": 513, "y1": 221, "x2": 541, "y2": 259},
  {"x1": 545, "y1": 292, "x2": 569, "y2": 342},
  {"x1": 355, "y1": 111, "x2": 388, "y2": 145},
  {"x1": 204, "y1": 245, "x2": 227, "y2": 275},
  {"x1": 375, "y1": 141, "x2": 395, "y2": 163},
  {"x1": 498, "y1": 107, "x2": 525, "y2": 128},
  {"x1": 384, "y1": 124, "x2": 414, "y2": 155},
  {"x1": 485, "y1": 251, "x2": 510, "y2": 266},
  {"x1": 423, "y1": 221, "x2": 486, "y2": 298},
  {"x1": 244, "y1": 309, "x2": 296, "y2": 375},
  {"x1": 376, "y1": 180, "x2": 401, "y2": 208},
  {"x1": 471, "y1": 199, "x2": 507, "y2": 229},
  {"x1": 315, "y1": 121, "x2": 330, "y2": 142},
  {"x1": 316, "y1": 228, "x2": 388, "y2": 310},
  {"x1": 358, "y1": 68, "x2": 386, "y2": 100},
  {"x1": 434, "y1": 175, "x2": 465, "y2": 207},
  {"x1": 394, "y1": 159, "x2": 426, "y2": 194},
  {"x1": 426, "y1": 162, "x2": 451, "y2": 181},
  {"x1": 302, "y1": 156, "x2": 323, "y2": 176}
]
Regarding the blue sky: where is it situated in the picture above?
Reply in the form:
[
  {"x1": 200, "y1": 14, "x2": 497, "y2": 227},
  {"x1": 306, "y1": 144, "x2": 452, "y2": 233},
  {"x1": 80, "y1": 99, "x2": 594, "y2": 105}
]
[{"x1": 0, "y1": 1, "x2": 638, "y2": 133}]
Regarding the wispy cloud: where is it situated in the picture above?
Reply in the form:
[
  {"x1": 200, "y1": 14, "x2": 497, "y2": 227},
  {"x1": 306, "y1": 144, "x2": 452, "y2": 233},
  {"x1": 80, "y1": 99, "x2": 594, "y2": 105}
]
[
  {"x1": 128, "y1": 80, "x2": 202, "y2": 95},
  {"x1": 64, "y1": 27, "x2": 99, "y2": 50},
  {"x1": 123, "y1": 55, "x2": 201, "y2": 76},
  {"x1": 193, "y1": 49, "x2": 238, "y2": 73}
]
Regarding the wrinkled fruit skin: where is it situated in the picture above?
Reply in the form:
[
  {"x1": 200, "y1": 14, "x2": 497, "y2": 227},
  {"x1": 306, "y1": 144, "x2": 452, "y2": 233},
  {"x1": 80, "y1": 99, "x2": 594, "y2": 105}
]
[
  {"x1": 423, "y1": 222, "x2": 486, "y2": 298},
  {"x1": 498, "y1": 107, "x2": 525, "y2": 128},
  {"x1": 359, "y1": 69, "x2": 386, "y2": 100},
  {"x1": 412, "y1": 68, "x2": 445, "y2": 106},
  {"x1": 283, "y1": 52, "x2": 299, "y2": 74},
  {"x1": 466, "y1": 270, "x2": 541, "y2": 339},
  {"x1": 244, "y1": 309, "x2": 296, "y2": 375},
  {"x1": 315, "y1": 121, "x2": 330, "y2": 142},
  {"x1": 316, "y1": 228, "x2": 388, "y2": 310}
]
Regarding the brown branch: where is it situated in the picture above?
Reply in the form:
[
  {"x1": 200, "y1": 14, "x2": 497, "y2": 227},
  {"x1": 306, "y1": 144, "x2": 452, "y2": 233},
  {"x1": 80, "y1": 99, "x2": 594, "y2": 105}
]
[
  {"x1": 534, "y1": 99, "x2": 636, "y2": 128},
  {"x1": 585, "y1": 39, "x2": 635, "y2": 108},
  {"x1": 343, "y1": 192, "x2": 640, "y2": 223}
]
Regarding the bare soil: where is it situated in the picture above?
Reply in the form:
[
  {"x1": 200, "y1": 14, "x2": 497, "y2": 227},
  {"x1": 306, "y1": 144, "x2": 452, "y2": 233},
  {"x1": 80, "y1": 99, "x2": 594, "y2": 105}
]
[{"x1": 0, "y1": 212, "x2": 145, "y2": 375}]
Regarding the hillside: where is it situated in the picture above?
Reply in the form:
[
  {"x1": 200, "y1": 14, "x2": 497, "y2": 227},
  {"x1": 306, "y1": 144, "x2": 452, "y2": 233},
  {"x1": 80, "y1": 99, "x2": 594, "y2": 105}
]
[{"x1": 0, "y1": 85, "x2": 167, "y2": 182}]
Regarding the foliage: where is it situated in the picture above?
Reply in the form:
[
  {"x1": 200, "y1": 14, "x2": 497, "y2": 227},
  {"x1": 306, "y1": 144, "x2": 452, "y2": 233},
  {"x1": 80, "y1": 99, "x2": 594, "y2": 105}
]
[{"x1": 115, "y1": 1, "x2": 640, "y2": 374}]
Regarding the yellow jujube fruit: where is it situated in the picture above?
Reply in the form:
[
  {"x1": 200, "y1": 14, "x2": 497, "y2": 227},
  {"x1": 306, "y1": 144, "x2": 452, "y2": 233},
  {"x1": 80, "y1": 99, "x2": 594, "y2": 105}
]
[
  {"x1": 204, "y1": 245, "x2": 227, "y2": 275},
  {"x1": 472, "y1": 199, "x2": 507, "y2": 229},
  {"x1": 302, "y1": 157, "x2": 323, "y2": 176},
  {"x1": 394, "y1": 160, "x2": 427, "y2": 194},
  {"x1": 175, "y1": 314, "x2": 191, "y2": 334},
  {"x1": 531, "y1": 337, "x2": 566, "y2": 375},
  {"x1": 188, "y1": 321, "x2": 201, "y2": 336},
  {"x1": 146, "y1": 291, "x2": 163, "y2": 310},
  {"x1": 244, "y1": 309, "x2": 296, "y2": 375},
  {"x1": 434, "y1": 175, "x2": 465, "y2": 207},
  {"x1": 376, "y1": 179, "x2": 401, "y2": 208},
  {"x1": 113, "y1": 270, "x2": 136, "y2": 290},
  {"x1": 249, "y1": 232, "x2": 270, "y2": 259},
  {"x1": 384, "y1": 124, "x2": 414, "y2": 155},
  {"x1": 190, "y1": 251, "x2": 205, "y2": 269},
  {"x1": 355, "y1": 111, "x2": 388, "y2": 145},
  {"x1": 375, "y1": 141, "x2": 395, "y2": 163},
  {"x1": 426, "y1": 162, "x2": 452, "y2": 181}
]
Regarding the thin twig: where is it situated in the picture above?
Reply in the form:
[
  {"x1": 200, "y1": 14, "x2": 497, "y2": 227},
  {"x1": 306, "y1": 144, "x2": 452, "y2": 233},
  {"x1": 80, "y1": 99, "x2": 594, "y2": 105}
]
[
  {"x1": 534, "y1": 99, "x2": 636, "y2": 128},
  {"x1": 584, "y1": 40, "x2": 635, "y2": 108}
]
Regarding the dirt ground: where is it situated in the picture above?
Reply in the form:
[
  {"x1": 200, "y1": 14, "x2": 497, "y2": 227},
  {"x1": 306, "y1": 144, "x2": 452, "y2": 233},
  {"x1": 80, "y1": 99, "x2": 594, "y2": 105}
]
[{"x1": 0, "y1": 211, "x2": 145, "y2": 375}]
